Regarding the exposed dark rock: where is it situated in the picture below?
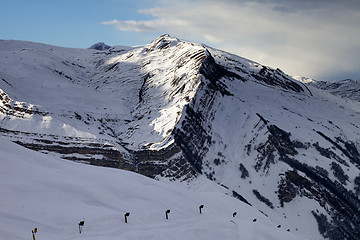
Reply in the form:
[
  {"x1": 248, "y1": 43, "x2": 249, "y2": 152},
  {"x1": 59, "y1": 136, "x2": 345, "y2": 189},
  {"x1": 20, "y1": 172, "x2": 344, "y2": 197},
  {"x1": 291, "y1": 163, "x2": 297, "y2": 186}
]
[
  {"x1": 239, "y1": 163, "x2": 249, "y2": 179},
  {"x1": 139, "y1": 73, "x2": 152, "y2": 103},
  {"x1": 173, "y1": 68, "x2": 221, "y2": 174},
  {"x1": 331, "y1": 162, "x2": 349, "y2": 185},
  {"x1": 174, "y1": 106, "x2": 208, "y2": 173},
  {"x1": 252, "y1": 67, "x2": 305, "y2": 93},
  {"x1": 316, "y1": 131, "x2": 360, "y2": 168},
  {"x1": 267, "y1": 125, "x2": 301, "y2": 156},
  {"x1": 213, "y1": 158, "x2": 221, "y2": 165},
  {"x1": 255, "y1": 124, "x2": 306, "y2": 172},
  {"x1": 277, "y1": 174, "x2": 297, "y2": 207},
  {"x1": 280, "y1": 156, "x2": 360, "y2": 240},
  {"x1": 313, "y1": 142, "x2": 348, "y2": 166},
  {"x1": 312, "y1": 211, "x2": 344, "y2": 240},
  {"x1": 252, "y1": 189, "x2": 274, "y2": 209},
  {"x1": 315, "y1": 166, "x2": 329, "y2": 177},
  {"x1": 8, "y1": 129, "x2": 194, "y2": 180},
  {"x1": 232, "y1": 190, "x2": 252, "y2": 206},
  {"x1": 355, "y1": 175, "x2": 360, "y2": 196},
  {"x1": 105, "y1": 63, "x2": 119, "y2": 72},
  {"x1": 251, "y1": 122, "x2": 360, "y2": 239},
  {"x1": 199, "y1": 50, "x2": 243, "y2": 96}
]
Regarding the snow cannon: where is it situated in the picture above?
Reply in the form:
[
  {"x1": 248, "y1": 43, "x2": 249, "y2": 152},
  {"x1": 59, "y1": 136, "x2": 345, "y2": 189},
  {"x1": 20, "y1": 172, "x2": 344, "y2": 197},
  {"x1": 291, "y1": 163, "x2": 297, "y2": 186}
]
[
  {"x1": 165, "y1": 209, "x2": 171, "y2": 219},
  {"x1": 78, "y1": 221, "x2": 84, "y2": 234},
  {"x1": 124, "y1": 212, "x2": 130, "y2": 223},
  {"x1": 233, "y1": 212, "x2": 237, "y2": 218},
  {"x1": 199, "y1": 205, "x2": 204, "y2": 214},
  {"x1": 32, "y1": 228, "x2": 37, "y2": 240}
]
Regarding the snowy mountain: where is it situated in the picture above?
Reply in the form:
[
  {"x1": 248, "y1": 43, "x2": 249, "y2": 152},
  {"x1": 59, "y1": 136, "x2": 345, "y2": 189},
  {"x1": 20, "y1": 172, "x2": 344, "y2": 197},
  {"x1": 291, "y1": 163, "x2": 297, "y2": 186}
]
[
  {"x1": 292, "y1": 76, "x2": 360, "y2": 103},
  {"x1": 1, "y1": 35, "x2": 360, "y2": 239},
  {"x1": 309, "y1": 79, "x2": 360, "y2": 102},
  {"x1": 292, "y1": 76, "x2": 315, "y2": 84}
]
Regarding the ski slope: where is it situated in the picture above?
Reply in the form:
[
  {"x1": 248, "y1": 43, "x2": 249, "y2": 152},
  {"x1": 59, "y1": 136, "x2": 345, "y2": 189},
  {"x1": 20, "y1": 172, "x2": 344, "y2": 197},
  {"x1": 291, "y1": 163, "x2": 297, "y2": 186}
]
[{"x1": 0, "y1": 137, "x2": 313, "y2": 240}]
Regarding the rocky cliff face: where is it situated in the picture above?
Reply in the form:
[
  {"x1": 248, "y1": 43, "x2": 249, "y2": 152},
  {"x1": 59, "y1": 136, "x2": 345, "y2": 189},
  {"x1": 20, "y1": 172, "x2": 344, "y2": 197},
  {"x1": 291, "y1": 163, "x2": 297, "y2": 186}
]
[{"x1": 1, "y1": 35, "x2": 360, "y2": 239}]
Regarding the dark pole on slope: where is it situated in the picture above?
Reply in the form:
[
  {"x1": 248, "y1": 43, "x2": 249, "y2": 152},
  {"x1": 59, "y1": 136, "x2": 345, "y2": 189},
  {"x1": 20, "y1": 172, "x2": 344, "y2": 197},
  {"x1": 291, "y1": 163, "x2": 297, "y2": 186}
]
[
  {"x1": 166, "y1": 209, "x2": 171, "y2": 219},
  {"x1": 124, "y1": 212, "x2": 130, "y2": 223},
  {"x1": 199, "y1": 205, "x2": 204, "y2": 214}
]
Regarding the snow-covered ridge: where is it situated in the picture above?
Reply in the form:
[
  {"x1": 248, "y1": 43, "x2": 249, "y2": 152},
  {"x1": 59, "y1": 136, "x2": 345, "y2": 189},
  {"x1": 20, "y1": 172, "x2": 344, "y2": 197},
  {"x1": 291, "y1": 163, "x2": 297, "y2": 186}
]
[
  {"x1": 98, "y1": 34, "x2": 208, "y2": 150},
  {"x1": 292, "y1": 75, "x2": 315, "y2": 84}
]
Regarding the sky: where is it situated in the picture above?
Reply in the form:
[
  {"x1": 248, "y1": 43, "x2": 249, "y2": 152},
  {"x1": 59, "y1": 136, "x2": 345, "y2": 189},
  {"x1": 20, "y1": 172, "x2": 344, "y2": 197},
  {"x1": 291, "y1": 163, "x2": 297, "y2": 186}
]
[{"x1": 1, "y1": 0, "x2": 360, "y2": 81}]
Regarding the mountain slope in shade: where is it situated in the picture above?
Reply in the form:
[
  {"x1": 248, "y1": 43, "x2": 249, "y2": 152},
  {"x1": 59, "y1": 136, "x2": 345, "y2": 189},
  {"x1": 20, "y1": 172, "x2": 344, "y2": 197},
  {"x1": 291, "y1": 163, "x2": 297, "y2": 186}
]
[
  {"x1": 1, "y1": 35, "x2": 360, "y2": 239},
  {"x1": 0, "y1": 137, "x2": 312, "y2": 240}
]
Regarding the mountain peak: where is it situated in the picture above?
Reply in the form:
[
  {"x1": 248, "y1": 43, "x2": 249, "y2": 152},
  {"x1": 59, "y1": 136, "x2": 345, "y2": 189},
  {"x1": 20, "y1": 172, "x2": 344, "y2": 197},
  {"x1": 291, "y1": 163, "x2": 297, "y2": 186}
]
[
  {"x1": 292, "y1": 76, "x2": 316, "y2": 84},
  {"x1": 88, "y1": 42, "x2": 111, "y2": 50},
  {"x1": 146, "y1": 34, "x2": 182, "y2": 52}
]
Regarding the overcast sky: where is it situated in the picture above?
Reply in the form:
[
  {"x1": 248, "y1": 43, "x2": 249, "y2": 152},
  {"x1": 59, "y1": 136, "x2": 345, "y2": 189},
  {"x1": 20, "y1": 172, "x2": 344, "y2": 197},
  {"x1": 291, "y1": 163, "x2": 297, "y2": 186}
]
[{"x1": 1, "y1": 0, "x2": 359, "y2": 81}]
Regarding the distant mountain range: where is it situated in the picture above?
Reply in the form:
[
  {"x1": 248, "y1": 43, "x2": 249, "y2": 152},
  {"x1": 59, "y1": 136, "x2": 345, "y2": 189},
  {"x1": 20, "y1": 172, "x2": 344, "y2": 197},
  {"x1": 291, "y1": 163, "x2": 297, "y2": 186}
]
[
  {"x1": 293, "y1": 76, "x2": 360, "y2": 102},
  {"x1": 1, "y1": 35, "x2": 360, "y2": 239}
]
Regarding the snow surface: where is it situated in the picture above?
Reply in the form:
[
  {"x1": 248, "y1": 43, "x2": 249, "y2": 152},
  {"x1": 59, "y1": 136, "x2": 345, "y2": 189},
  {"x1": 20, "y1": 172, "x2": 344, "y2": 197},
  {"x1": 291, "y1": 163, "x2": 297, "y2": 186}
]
[{"x1": 0, "y1": 137, "x2": 313, "y2": 240}]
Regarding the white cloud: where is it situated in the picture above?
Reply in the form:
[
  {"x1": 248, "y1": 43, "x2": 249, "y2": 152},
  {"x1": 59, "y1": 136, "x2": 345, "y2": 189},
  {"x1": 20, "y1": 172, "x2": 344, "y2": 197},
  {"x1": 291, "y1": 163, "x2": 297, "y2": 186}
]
[
  {"x1": 102, "y1": 0, "x2": 360, "y2": 80},
  {"x1": 101, "y1": 19, "x2": 155, "y2": 32}
]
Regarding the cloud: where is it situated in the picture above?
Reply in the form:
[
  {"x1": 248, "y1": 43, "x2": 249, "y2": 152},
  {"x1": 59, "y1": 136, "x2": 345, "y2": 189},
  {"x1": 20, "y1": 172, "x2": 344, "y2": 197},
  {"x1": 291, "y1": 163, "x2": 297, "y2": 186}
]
[
  {"x1": 101, "y1": 20, "x2": 155, "y2": 32},
  {"x1": 102, "y1": 0, "x2": 360, "y2": 80}
]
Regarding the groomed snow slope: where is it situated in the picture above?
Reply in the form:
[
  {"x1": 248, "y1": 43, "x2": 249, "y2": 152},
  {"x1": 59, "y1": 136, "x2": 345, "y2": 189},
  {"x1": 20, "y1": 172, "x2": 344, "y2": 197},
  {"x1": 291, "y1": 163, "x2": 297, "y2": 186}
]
[{"x1": 0, "y1": 137, "x2": 313, "y2": 240}]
